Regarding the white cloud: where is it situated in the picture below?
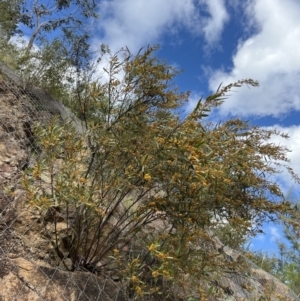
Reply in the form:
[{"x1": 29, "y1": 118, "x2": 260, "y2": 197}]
[
  {"x1": 251, "y1": 226, "x2": 279, "y2": 247},
  {"x1": 269, "y1": 225, "x2": 281, "y2": 242},
  {"x1": 201, "y1": 0, "x2": 229, "y2": 45},
  {"x1": 263, "y1": 125, "x2": 300, "y2": 190},
  {"x1": 94, "y1": 0, "x2": 229, "y2": 53},
  {"x1": 208, "y1": 0, "x2": 300, "y2": 117}
]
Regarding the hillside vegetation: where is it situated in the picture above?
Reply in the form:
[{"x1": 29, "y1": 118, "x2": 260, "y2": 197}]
[{"x1": 0, "y1": 1, "x2": 300, "y2": 299}]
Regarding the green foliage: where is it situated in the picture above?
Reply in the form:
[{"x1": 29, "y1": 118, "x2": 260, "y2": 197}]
[
  {"x1": 0, "y1": 0, "x2": 98, "y2": 104},
  {"x1": 0, "y1": 36, "x2": 76, "y2": 102},
  {"x1": 247, "y1": 193, "x2": 300, "y2": 297},
  {"x1": 212, "y1": 223, "x2": 249, "y2": 251},
  {"x1": 16, "y1": 0, "x2": 98, "y2": 52},
  {"x1": 0, "y1": 38, "x2": 21, "y2": 69},
  {"x1": 22, "y1": 46, "x2": 300, "y2": 300},
  {"x1": 248, "y1": 251, "x2": 280, "y2": 275},
  {"x1": 21, "y1": 39, "x2": 75, "y2": 97},
  {"x1": 0, "y1": 0, "x2": 22, "y2": 41},
  {"x1": 277, "y1": 194, "x2": 300, "y2": 295},
  {"x1": 249, "y1": 247, "x2": 300, "y2": 297},
  {"x1": 0, "y1": 33, "x2": 96, "y2": 105},
  {"x1": 282, "y1": 262, "x2": 300, "y2": 294}
]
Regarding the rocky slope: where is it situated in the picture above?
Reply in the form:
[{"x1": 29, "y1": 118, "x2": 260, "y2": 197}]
[{"x1": 0, "y1": 62, "x2": 299, "y2": 301}]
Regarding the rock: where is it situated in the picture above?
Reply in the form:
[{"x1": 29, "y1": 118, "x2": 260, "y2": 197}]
[{"x1": 0, "y1": 257, "x2": 125, "y2": 301}]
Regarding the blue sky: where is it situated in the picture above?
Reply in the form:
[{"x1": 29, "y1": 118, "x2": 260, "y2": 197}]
[{"x1": 17, "y1": 0, "x2": 300, "y2": 254}]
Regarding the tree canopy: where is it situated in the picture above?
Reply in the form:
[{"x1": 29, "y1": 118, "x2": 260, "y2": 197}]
[
  {"x1": 0, "y1": 0, "x2": 22, "y2": 41},
  {"x1": 0, "y1": 0, "x2": 98, "y2": 100},
  {"x1": 0, "y1": 0, "x2": 97, "y2": 50}
]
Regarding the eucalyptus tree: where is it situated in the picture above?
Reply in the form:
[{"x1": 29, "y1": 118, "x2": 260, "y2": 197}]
[
  {"x1": 0, "y1": 0, "x2": 23, "y2": 41},
  {"x1": 15, "y1": 0, "x2": 98, "y2": 52},
  {"x1": 0, "y1": 0, "x2": 99, "y2": 103}
]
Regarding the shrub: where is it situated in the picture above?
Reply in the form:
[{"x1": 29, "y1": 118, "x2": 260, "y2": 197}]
[{"x1": 23, "y1": 46, "x2": 300, "y2": 300}]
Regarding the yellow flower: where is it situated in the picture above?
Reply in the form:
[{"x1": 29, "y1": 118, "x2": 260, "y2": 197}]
[
  {"x1": 135, "y1": 286, "x2": 143, "y2": 295},
  {"x1": 148, "y1": 244, "x2": 156, "y2": 252},
  {"x1": 32, "y1": 165, "x2": 41, "y2": 179},
  {"x1": 162, "y1": 270, "x2": 170, "y2": 278},
  {"x1": 131, "y1": 258, "x2": 140, "y2": 265},
  {"x1": 131, "y1": 275, "x2": 139, "y2": 283},
  {"x1": 152, "y1": 270, "x2": 160, "y2": 278},
  {"x1": 190, "y1": 156, "x2": 198, "y2": 162},
  {"x1": 79, "y1": 177, "x2": 87, "y2": 184},
  {"x1": 144, "y1": 173, "x2": 152, "y2": 181},
  {"x1": 190, "y1": 183, "x2": 198, "y2": 190},
  {"x1": 40, "y1": 197, "x2": 48, "y2": 203},
  {"x1": 156, "y1": 137, "x2": 165, "y2": 144},
  {"x1": 155, "y1": 252, "x2": 167, "y2": 260},
  {"x1": 224, "y1": 178, "x2": 232, "y2": 184}
]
